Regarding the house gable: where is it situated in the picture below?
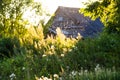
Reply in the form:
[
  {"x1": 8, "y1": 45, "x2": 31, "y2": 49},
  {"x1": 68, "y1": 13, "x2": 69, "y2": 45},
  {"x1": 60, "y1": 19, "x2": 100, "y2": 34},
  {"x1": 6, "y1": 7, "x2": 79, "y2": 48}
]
[{"x1": 49, "y1": 6, "x2": 104, "y2": 38}]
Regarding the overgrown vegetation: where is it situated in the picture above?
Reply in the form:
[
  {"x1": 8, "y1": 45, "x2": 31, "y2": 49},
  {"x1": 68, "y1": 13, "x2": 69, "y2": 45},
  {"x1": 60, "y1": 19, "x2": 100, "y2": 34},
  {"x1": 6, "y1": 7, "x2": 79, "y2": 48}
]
[
  {"x1": 0, "y1": 29, "x2": 120, "y2": 79},
  {"x1": 0, "y1": 0, "x2": 120, "y2": 80},
  {"x1": 80, "y1": 0, "x2": 120, "y2": 33}
]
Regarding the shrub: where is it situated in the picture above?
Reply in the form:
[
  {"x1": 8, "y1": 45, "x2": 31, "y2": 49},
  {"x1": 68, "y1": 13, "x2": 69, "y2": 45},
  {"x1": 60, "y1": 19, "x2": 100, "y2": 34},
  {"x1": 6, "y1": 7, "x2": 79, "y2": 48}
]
[
  {"x1": 64, "y1": 33, "x2": 120, "y2": 71},
  {"x1": 0, "y1": 37, "x2": 21, "y2": 58}
]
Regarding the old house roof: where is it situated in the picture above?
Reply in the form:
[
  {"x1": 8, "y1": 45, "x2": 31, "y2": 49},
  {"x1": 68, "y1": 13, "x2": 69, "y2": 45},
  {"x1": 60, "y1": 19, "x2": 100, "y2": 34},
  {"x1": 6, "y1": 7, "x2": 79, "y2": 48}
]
[{"x1": 49, "y1": 6, "x2": 104, "y2": 38}]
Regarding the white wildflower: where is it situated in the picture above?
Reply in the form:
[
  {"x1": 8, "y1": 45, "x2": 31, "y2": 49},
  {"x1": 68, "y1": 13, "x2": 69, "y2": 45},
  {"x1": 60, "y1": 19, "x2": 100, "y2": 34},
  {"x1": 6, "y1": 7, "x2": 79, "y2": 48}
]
[
  {"x1": 78, "y1": 72, "x2": 82, "y2": 75},
  {"x1": 44, "y1": 77, "x2": 49, "y2": 80},
  {"x1": 95, "y1": 67, "x2": 97, "y2": 71},
  {"x1": 42, "y1": 54, "x2": 47, "y2": 57},
  {"x1": 53, "y1": 74, "x2": 59, "y2": 78},
  {"x1": 96, "y1": 64, "x2": 100, "y2": 68},
  {"x1": 95, "y1": 64, "x2": 100, "y2": 71},
  {"x1": 51, "y1": 45, "x2": 54, "y2": 50},
  {"x1": 9, "y1": 73, "x2": 16, "y2": 78},
  {"x1": 71, "y1": 71, "x2": 77, "y2": 76},
  {"x1": 69, "y1": 49, "x2": 72, "y2": 52},
  {"x1": 84, "y1": 70, "x2": 88, "y2": 73},
  {"x1": 9, "y1": 73, "x2": 16, "y2": 80},
  {"x1": 37, "y1": 76, "x2": 52, "y2": 80},
  {"x1": 22, "y1": 67, "x2": 25, "y2": 70},
  {"x1": 38, "y1": 78, "x2": 42, "y2": 80},
  {"x1": 59, "y1": 77, "x2": 63, "y2": 80},
  {"x1": 61, "y1": 54, "x2": 64, "y2": 57}
]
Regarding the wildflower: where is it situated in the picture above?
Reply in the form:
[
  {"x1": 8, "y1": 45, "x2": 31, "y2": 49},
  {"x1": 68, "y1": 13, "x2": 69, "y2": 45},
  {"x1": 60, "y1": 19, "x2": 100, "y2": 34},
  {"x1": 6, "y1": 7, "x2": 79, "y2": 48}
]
[
  {"x1": 53, "y1": 74, "x2": 59, "y2": 78},
  {"x1": 51, "y1": 45, "x2": 54, "y2": 50},
  {"x1": 44, "y1": 77, "x2": 49, "y2": 80},
  {"x1": 95, "y1": 64, "x2": 100, "y2": 71},
  {"x1": 96, "y1": 64, "x2": 100, "y2": 68},
  {"x1": 59, "y1": 77, "x2": 63, "y2": 80},
  {"x1": 42, "y1": 54, "x2": 47, "y2": 57},
  {"x1": 61, "y1": 54, "x2": 64, "y2": 57},
  {"x1": 22, "y1": 67, "x2": 25, "y2": 70},
  {"x1": 69, "y1": 49, "x2": 72, "y2": 52},
  {"x1": 78, "y1": 72, "x2": 82, "y2": 75},
  {"x1": 9, "y1": 73, "x2": 16, "y2": 80},
  {"x1": 9, "y1": 73, "x2": 16, "y2": 78},
  {"x1": 71, "y1": 71, "x2": 77, "y2": 76},
  {"x1": 37, "y1": 76, "x2": 52, "y2": 80},
  {"x1": 84, "y1": 70, "x2": 88, "y2": 73},
  {"x1": 95, "y1": 68, "x2": 97, "y2": 71}
]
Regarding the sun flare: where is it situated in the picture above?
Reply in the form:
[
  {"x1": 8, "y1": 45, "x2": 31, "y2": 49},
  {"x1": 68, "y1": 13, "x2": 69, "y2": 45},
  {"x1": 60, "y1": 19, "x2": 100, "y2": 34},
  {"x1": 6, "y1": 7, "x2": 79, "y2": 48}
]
[{"x1": 22, "y1": 0, "x2": 91, "y2": 26}]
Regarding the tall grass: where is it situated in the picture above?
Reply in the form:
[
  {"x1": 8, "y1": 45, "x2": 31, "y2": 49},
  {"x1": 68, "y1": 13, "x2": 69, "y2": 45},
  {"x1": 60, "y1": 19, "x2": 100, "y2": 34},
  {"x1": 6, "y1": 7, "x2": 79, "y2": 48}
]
[{"x1": 61, "y1": 68, "x2": 120, "y2": 80}]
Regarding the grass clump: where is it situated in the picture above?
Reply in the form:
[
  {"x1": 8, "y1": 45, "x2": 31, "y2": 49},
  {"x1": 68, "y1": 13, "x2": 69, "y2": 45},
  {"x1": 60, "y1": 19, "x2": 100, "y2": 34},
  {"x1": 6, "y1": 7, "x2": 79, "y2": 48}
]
[{"x1": 61, "y1": 68, "x2": 120, "y2": 80}]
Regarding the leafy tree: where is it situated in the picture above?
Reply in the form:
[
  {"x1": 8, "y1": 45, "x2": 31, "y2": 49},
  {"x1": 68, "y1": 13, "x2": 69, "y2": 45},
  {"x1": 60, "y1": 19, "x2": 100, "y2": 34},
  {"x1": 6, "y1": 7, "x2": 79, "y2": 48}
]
[
  {"x1": 80, "y1": 0, "x2": 120, "y2": 33},
  {"x1": 0, "y1": 0, "x2": 43, "y2": 57},
  {"x1": 0, "y1": 0, "x2": 42, "y2": 37}
]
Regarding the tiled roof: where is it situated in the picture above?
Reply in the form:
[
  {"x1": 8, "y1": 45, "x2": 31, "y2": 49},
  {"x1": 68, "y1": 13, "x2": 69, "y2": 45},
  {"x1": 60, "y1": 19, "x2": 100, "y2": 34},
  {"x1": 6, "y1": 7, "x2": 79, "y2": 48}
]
[{"x1": 49, "y1": 6, "x2": 104, "y2": 38}]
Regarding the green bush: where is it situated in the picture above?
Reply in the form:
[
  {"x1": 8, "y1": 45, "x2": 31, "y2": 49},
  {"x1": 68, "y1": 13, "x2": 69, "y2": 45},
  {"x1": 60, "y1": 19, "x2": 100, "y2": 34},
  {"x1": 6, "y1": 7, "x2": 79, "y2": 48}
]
[
  {"x1": 0, "y1": 37, "x2": 21, "y2": 58},
  {"x1": 0, "y1": 53, "x2": 62, "y2": 80},
  {"x1": 64, "y1": 33, "x2": 120, "y2": 71},
  {"x1": 0, "y1": 55, "x2": 26, "y2": 80}
]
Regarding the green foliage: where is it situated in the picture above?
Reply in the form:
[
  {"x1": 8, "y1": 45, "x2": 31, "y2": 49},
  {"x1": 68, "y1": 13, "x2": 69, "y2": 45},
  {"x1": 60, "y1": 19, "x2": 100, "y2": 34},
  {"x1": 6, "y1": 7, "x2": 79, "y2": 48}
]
[
  {"x1": 0, "y1": 0, "x2": 42, "y2": 38},
  {"x1": 64, "y1": 33, "x2": 120, "y2": 71},
  {"x1": 0, "y1": 1, "x2": 120, "y2": 78},
  {"x1": 0, "y1": 37, "x2": 21, "y2": 58},
  {"x1": 80, "y1": 0, "x2": 120, "y2": 33},
  {"x1": 0, "y1": 27, "x2": 120, "y2": 79},
  {"x1": 0, "y1": 0, "x2": 43, "y2": 57},
  {"x1": 61, "y1": 68, "x2": 120, "y2": 80},
  {"x1": 0, "y1": 55, "x2": 26, "y2": 80},
  {"x1": 0, "y1": 24, "x2": 78, "y2": 79}
]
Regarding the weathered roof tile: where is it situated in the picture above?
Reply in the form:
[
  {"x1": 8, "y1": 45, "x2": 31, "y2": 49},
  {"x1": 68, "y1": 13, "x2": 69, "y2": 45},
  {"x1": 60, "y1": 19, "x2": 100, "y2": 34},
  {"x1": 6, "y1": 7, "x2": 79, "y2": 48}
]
[{"x1": 49, "y1": 6, "x2": 104, "y2": 38}]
